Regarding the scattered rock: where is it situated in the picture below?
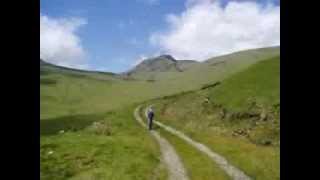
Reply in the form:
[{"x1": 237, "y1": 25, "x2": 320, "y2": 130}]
[
  {"x1": 48, "y1": 151, "x2": 54, "y2": 155},
  {"x1": 260, "y1": 109, "x2": 268, "y2": 121},
  {"x1": 262, "y1": 140, "x2": 272, "y2": 146},
  {"x1": 89, "y1": 121, "x2": 112, "y2": 136},
  {"x1": 204, "y1": 98, "x2": 210, "y2": 103},
  {"x1": 232, "y1": 128, "x2": 250, "y2": 137},
  {"x1": 212, "y1": 103, "x2": 222, "y2": 108},
  {"x1": 219, "y1": 108, "x2": 227, "y2": 119}
]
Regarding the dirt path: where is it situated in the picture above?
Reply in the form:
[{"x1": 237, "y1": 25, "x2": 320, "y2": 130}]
[
  {"x1": 146, "y1": 106, "x2": 251, "y2": 180},
  {"x1": 134, "y1": 106, "x2": 189, "y2": 180}
]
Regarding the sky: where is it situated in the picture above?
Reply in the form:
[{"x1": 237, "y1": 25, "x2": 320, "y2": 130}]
[{"x1": 40, "y1": 0, "x2": 280, "y2": 73}]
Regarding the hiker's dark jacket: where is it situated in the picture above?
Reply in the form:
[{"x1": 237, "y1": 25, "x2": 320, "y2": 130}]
[{"x1": 148, "y1": 111, "x2": 154, "y2": 120}]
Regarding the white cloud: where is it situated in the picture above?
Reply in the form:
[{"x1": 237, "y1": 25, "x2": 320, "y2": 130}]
[
  {"x1": 40, "y1": 14, "x2": 88, "y2": 69},
  {"x1": 150, "y1": 0, "x2": 280, "y2": 61},
  {"x1": 185, "y1": 0, "x2": 215, "y2": 8}
]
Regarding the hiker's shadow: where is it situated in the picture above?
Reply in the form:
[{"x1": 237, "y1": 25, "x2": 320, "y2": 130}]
[
  {"x1": 143, "y1": 119, "x2": 161, "y2": 131},
  {"x1": 152, "y1": 124, "x2": 161, "y2": 130}
]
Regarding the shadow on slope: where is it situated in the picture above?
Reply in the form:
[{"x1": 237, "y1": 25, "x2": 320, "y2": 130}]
[{"x1": 40, "y1": 113, "x2": 106, "y2": 135}]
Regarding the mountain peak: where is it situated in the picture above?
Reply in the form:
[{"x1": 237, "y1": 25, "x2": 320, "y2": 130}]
[
  {"x1": 126, "y1": 54, "x2": 199, "y2": 75},
  {"x1": 130, "y1": 55, "x2": 178, "y2": 73},
  {"x1": 157, "y1": 54, "x2": 176, "y2": 61}
]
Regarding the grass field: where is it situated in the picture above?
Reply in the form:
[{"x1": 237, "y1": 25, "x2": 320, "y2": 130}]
[
  {"x1": 138, "y1": 105, "x2": 231, "y2": 180},
  {"x1": 138, "y1": 106, "x2": 231, "y2": 180},
  {"x1": 41, "y1": 47, "x2": 279, "y2": 119},
  {"x1": 40, "y1": 105, "x2": 167, "y2": 180},
  {"x1": 150, "y1": 56, "x2": 280, "y2": 180},
  {"x1": 40, "y1": 47, "x2": 279, "y2": 179}
]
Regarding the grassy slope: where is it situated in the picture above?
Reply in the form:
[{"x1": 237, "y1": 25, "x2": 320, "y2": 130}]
[
  {"x1": 151, "y1": 56, "x2": 280, "y2": 180},
  {"x1": 40, "y1": 70, "x2": 168, "y2": 179},
  {"x1": 210, "y1": 56, "x2": 280, "y2": 111},
  {"x1": 41, "y1": 47, "x2": 279, "y2": 119},
  {"x1": 139, "y1": 105, "x2": 230, "y2": 180},
  {"x1": 41, "y1": 105, "x2": 167, "y2": 180},
  {"x1": 40, "y1": 47, "x2": 279, "y2": 179},
  {"x1": 131, "y1": 46, "x2": 279, "y2": 82}
]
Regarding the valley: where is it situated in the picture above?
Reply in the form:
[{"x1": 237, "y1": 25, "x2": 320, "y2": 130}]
[{"x1": 40, "y1": 46, "x2": 280, "y2": 180}]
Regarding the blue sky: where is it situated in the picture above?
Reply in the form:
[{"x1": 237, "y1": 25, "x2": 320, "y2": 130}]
[{"x1": 40, "y1": 0, "x2": 280, "y2": 73}]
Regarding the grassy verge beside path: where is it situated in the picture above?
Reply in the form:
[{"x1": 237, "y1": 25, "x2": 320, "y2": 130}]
[{"x1": 40, "y1": 105, "x2": 167, "y2": 180}]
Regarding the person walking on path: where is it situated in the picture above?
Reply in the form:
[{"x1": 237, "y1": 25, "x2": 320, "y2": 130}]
[{"x1": 147, "y1": 106, "x2": 154, "y2": 130}]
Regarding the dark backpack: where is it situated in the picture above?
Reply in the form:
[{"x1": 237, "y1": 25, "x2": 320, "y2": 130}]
[{"x1": 148, "y1": 111, "x2": 154, "y2": 119}]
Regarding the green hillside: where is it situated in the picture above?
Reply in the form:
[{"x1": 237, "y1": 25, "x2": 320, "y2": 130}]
[
  {"x1": 210, "y1": 56, "x2": 280, "y2": 112},
  {"x1": 129, "y1": 46, "x2": 279, "y2": 82},
  {"x1": 149, "y1": 56, "x2": 280, "y2": 180},
  {"x1": 40, "y1": 47, "x2": 279, "y2": 180},
  {"x1": 41, "y1": 105, "x2": 167, "y2": 180},
  {"x1": 41, "y1": 47, "x2": 279, "y2": 119}
]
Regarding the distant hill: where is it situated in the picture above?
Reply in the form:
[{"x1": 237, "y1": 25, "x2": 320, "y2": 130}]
[
  {"x1": 41, "y1": 46, "x2": 279, "y2": 79},
  {"x1": 125, "y1": 46, "x2": 279, "y2": 80},
  {"x1": 204, "y1": 46, "x2": 280, "y2": 65},
  {"x1": 40, "y1": 59, "x2": 116, "y2": 76},
  {"x1": 126, "y1": 55, "x2": 199, "y2": 75},
  {"x1": 40, "y1": 58, "x2": 48, "y2": 65},
  {"x1": 127, "y1": 46, "x2": 279, "y2": 77},
  {"x1": 40, "y1": 46, "x2": 279, "y2": 118},
  {"x1": 40, "y1": 58, "x2": 122, "y2": 81},
  {"x1": 176, "y1": 60, "x2": 199, "y2": 71}
]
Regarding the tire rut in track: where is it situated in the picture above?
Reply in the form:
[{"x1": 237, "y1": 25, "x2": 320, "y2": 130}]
[{"x1": 134, "y1": 106, "x2": 189, "y2": 180}]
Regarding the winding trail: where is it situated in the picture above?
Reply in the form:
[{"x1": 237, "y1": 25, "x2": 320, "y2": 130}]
[
  {"x1": 146, "y1": 105, "x2": 251, "y2": 180},
  {"x1": 134, "y1": 106, "x2": 189, "y2": 180}
]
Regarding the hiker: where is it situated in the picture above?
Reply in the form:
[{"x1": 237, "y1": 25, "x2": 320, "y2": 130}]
[{"x1": 147, "y1": 107, "x2": 154, "y2": 130}]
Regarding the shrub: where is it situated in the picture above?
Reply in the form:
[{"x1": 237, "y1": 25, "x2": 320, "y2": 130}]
[{"x1": 87, "y1": 121, "x2": 112, "y2": 136}]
